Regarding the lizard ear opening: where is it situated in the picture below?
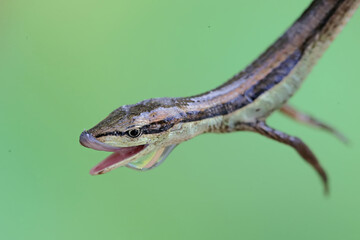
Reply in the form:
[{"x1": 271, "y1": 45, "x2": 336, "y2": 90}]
[{"x1": 126, "y1": 144, "x2": 178, "y2": 171}]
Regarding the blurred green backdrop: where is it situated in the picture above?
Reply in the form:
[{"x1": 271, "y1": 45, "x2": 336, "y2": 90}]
[{"x1": 1, "y1": 0, "x2": 360, "y2": 239}]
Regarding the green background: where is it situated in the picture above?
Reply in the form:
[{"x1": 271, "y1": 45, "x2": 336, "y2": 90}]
[{"x1": 1, "y1": 0, "x2": 360, "y2": 239}]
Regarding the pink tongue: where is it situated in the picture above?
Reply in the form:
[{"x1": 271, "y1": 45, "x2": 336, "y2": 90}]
[{"x1": 90, "y1": 145, "x2": 147, "y2": 175}]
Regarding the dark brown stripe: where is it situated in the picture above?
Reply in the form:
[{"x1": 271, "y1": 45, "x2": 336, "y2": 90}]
[
  {"x1": 95, "y1": 119, "x2": 176, "y2": 137},
  {"x1": 97, "y1": 47, "x2": 303, "y2": 139}
]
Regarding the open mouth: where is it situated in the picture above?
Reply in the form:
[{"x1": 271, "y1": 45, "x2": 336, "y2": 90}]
[{"x1": 79, "y1": 131, "x2": 147, "y2": 175}]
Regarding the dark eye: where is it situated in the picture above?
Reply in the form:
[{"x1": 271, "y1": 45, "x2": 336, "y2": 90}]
[{"x1": 127, "y1": 128, "x2": 142, "y2": 138}]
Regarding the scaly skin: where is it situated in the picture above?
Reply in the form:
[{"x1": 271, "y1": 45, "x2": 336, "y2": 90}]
[{"x1": 80, "y1": 0, "x2": 360, "y2": 193}]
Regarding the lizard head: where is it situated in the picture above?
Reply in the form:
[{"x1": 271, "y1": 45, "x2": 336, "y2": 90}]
[{"x1": 80, "y1": 98, "x2": 188, "y2": 175}]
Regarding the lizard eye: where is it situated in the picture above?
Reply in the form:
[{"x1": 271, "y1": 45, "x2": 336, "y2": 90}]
[{"x1": 127, "y1": 128, "x2": 142, "y2": 138}]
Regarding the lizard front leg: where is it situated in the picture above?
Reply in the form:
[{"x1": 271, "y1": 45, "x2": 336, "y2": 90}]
[{"x1": 280, "y1": 104, "x2": 348, "y2": 144}]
